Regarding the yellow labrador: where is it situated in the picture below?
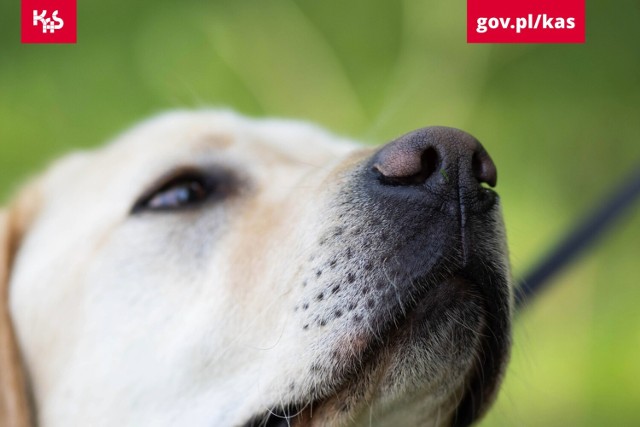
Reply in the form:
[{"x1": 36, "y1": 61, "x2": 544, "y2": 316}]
[{"x1": 0, "y1": 110, "x2": 512, "y2": 427}]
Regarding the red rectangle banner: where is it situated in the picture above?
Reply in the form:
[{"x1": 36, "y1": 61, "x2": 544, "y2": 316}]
[
  {"x1": 22, "y1": 0, "x2": 77, "y2": 44},
  {"x1": 467, "y1": 0, "x2": 585, "y2": 44}
]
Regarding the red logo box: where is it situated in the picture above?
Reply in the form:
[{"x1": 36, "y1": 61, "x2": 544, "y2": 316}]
[
  {"x1": 467, "y1": 0, "x2": 585, "y2": 44},
  {"x1": 21, "y1": 0, "x2": 77, "y2": 44}
]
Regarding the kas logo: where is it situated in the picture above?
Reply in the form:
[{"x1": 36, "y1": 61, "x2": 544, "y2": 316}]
[
  {"x1": 22, "y1": 0, "x2": 77, "y2": 44},
  {"x1": 33, "y1": 10, "x2": 64, "y2": 33}
]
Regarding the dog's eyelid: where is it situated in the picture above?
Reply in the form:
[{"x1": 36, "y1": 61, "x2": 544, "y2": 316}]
[{"x1": 131, "y1": 166, "x2": 238, "y2": 214}]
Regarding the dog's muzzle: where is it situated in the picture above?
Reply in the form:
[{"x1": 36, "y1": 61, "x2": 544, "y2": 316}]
[{"x1": 247, "y1": 127, "x2": 511, "y2": 427}]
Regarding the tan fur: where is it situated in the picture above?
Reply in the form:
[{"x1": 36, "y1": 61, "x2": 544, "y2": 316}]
[{"x1": 0, "y1": 185, "x2": 41, "y2": 427}]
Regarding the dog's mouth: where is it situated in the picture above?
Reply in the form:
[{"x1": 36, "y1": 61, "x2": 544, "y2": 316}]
[{"x1": 243, "y1": 264, "x2": 511, "y2": 427}]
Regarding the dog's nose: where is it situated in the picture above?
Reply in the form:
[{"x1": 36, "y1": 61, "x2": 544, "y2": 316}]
[{"x1": 372, "y1": 127, "x2": 497, "y2": 192}]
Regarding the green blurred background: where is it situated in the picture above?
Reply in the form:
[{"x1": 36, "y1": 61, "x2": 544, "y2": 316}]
[{"x1": 1, "y1": 1, "x2": 639, "y2": 425}]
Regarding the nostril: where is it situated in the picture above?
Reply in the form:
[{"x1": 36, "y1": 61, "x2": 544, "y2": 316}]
[
  {"x1": 472, "y1": 150, "x2": 497, "y2": 188},
  {"x1": 374, "y1": 147, "x2": 440, "y2": 186},
  {"x1": 419, "y1": 147, "x2": 440, "y2": 184}
]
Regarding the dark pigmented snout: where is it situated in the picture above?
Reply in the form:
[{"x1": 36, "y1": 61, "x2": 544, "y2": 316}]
[
  {"x1": 372, "y1": 126, "x2": 497, "y2": 193},
  {"x1": 365, "y1": 127, "x2": 507, "y2": 426}
]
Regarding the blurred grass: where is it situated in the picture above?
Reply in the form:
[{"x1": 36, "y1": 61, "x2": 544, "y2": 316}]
[{"x1": 1, "y1": 0, "x2": 639, "y2": 425}]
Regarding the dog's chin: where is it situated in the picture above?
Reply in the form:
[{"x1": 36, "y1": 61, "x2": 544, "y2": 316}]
[{"x1": 244, "y1": 271, "x2": 509, "y2": 427}]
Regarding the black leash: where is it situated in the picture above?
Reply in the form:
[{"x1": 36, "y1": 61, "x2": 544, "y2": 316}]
[{"x1": 516, "y1": 164, "x2": 640, "y2": 311}]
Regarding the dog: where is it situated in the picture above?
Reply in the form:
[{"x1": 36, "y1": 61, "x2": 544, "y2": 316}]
[{"x1": 0, "y1": 110, "x2": 512, "y2": 427}]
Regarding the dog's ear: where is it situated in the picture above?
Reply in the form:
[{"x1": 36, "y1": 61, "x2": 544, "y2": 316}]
[{"x1": 0, "y1": 187, "x2": 40, "y2": 427}]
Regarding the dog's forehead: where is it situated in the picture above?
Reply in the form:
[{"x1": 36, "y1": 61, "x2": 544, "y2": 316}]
[{"x1": 108, "y1": 110, "x2": 360, "y2": 165}]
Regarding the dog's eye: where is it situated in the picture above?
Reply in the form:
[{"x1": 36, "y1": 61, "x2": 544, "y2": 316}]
[{"x1": 133, "y1": 172, "x2": 222, "y2": 213}]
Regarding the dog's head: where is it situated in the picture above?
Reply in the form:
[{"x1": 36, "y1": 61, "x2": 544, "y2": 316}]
[{"x1": 0, "y1": 110, "x2": 512, "y2": 427}]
